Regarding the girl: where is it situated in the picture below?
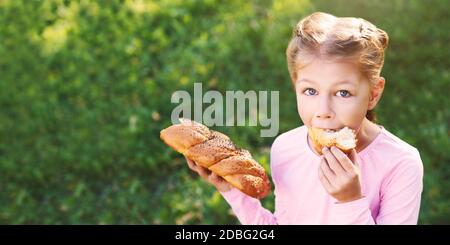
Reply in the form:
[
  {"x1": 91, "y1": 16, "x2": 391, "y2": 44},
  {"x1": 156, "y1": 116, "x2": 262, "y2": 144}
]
[{"x1": 185, "y1": 12, "x2": 423, "y2": 224}]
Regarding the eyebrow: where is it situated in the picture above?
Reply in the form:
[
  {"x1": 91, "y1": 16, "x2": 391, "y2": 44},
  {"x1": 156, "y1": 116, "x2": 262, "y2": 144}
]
[{"x1": 298, "y1": 79, "x2": 356, "y2": 86}]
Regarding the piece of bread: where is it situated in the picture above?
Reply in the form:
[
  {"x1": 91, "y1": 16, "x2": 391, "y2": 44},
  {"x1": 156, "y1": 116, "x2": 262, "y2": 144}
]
[
  {"x1": 160, "y1": 118, "x2": 271, "y2": 199},
  {"x1": 308, "y1": 126, "x2": 357, "y2": 155}
]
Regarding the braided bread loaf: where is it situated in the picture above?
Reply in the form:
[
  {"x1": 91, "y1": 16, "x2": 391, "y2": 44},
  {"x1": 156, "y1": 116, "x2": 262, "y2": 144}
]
[{"x1": 160, "y1": 118, "x2": 271, "y2": 199}]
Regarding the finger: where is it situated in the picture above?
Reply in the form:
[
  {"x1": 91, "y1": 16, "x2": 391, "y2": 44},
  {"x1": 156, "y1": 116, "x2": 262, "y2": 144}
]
[
  {"x1": 185, "y1": 156, "x2": 198, "y2": 171},
  {"x1": 208, "y1": 172, "x2": 219, "y2": 182},
  {"x1": 186, "y1": 160, "x2": 197, "y2": 171},
  {"x1": 329, "y1": 146, "x2": 355, "y2": 172},
  {"x1": 196, "y1": 165, "x2": 212, "y2": 179},
  {"x1": 319, "y1": 156, "x2": 336, "y2": 183},
  {"x1": 318, "y1": 166, "x2": 334, "y2": 192},
  {"x1": 322, "y1": 147, "x2": 345, "y2": 175},
  {"x1": 209, "y1": 172, "x2": 231, "y2": 192},
  {"x1": 348, "y1": 148, "x2": 359, "y2": 168},
  {"x1": 209, "y1": 172, "x2": 224, "y2": 183}
]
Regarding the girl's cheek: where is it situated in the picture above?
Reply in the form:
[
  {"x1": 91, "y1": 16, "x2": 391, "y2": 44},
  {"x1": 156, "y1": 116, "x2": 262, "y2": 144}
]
[
  {"x1": 297, "y1": 100, "x2": 315, "y2": 122},
  {"x1": 337, "y1": 101, "x2": 367, "y2": 124}
]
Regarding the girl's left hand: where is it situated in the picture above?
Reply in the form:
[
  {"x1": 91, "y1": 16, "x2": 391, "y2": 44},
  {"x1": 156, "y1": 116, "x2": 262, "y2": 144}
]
[{"x1": 318, "y1": 146, "x2": 363, "y2": 203}]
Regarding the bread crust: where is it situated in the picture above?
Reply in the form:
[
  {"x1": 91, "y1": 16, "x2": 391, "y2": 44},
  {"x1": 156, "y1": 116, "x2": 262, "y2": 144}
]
[
  {"x1": 308, "y1": 126, "x2": 357, "y2": 155},
  {"x1": 160, "y1": 118, "x2": 271, "y2": 199}
]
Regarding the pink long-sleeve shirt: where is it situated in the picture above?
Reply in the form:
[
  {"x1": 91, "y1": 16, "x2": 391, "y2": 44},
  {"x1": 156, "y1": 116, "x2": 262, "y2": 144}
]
[{"x1": 220, "y1": 125, "x2": 423, "y2": 224}]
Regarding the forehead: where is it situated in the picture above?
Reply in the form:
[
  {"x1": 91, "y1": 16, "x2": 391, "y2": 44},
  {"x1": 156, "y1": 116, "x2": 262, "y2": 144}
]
[{"x1": 296, "y1": 58, "x2": 362, "y2": 86}]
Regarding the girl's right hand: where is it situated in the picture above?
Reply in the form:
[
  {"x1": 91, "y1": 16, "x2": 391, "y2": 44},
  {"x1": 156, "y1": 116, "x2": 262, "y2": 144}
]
[{"x1": 185, "y1": 156, "x2": 232, "y2": 192}]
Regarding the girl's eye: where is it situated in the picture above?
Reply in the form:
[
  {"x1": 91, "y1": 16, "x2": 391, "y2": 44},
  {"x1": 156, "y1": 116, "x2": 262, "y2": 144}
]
[
  {"x1": 336, "y1": 90, "x2": 351, "y2": 98},
  {"x1": 303, "y1": 88, "x2": 317, "y2": 96}
]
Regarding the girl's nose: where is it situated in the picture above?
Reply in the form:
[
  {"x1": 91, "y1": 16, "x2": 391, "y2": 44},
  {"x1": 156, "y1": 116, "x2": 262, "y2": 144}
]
[{"x1": 315, "y1": 96, "x2": 334, "y2": 119}]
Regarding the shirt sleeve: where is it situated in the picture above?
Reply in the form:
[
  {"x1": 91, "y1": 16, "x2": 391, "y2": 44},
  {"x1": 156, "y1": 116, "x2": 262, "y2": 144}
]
[
  {"x1": 328, "y1": 154, "x2": 423, "y2": 225},
  {"x1": 375, "y1": 154, "x2": 424, "y2": 224},
  {"x1": 218, "y1": 137, "x2": 287, "y2": 225},
  {"x1": 329, "y1": 197, "x2": 375, "y2": 224},
  {"x1": 220, "y1": 188, "x2": 277, "y2": 225}
]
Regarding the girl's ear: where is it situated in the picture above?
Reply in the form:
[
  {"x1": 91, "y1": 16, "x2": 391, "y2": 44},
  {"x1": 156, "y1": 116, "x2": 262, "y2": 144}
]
[{"x1": 368, "y1": 77, "x2": 385, "y2": 110}]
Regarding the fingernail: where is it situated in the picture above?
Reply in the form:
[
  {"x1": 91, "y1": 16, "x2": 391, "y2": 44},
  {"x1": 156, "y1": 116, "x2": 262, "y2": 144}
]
[{"x1": 322, "y1": 147, "x2": 328, "y2": 152}]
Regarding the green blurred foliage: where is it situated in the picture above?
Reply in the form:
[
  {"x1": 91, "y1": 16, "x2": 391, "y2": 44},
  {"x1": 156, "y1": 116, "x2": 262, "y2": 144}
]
[{"x1": 0, "y1": 0, "x2": 448, "y2": 224}]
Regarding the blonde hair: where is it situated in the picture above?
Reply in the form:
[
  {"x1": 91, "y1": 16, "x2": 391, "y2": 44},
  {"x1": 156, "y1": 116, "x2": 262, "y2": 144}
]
[{"x1": 286, "y1": 12, "x2": 389, "y2": 122}]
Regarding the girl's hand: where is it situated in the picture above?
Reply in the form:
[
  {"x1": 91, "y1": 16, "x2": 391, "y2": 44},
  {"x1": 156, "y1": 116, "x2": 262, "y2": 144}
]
[
  {"x1": 318, "y1": 146, "x2": 363, "y2": 203},
  {"x1": 185, "y1": 157, "x2": 232, "y2": 192}
]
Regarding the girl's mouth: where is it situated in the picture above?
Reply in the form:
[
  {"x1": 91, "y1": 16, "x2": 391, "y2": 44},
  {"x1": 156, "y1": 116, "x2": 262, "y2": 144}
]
[
  {"x1": 324, "y1": 129, "x2": 338, "y2": 133},
  {"x1": 319, "y1": 128, "x2": 341, "y2": 133}
]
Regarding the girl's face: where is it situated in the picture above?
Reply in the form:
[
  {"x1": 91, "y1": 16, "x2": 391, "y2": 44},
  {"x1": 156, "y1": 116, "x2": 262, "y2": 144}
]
[{"x1": 295, "y1": 58, "x2": 373, "y2": 132}]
